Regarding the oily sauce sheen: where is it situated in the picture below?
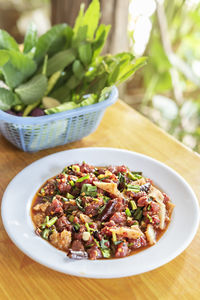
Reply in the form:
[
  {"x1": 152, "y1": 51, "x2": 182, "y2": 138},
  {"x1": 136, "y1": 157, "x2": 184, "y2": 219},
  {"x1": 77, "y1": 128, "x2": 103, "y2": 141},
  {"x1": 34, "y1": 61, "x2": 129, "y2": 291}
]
[{"x1": 31, "y1": 163, "x2": 174, "y2": 260}]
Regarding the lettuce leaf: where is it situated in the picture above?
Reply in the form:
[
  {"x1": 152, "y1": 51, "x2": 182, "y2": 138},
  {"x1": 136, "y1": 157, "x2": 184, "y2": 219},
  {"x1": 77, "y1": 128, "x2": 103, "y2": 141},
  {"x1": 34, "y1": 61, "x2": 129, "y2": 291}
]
[
  {"x1": 0, "y1": 50, "x2": 37, "y2": 89},
  {"x1": 0, "y1": 30, "x2": 19, "y2": 51}
]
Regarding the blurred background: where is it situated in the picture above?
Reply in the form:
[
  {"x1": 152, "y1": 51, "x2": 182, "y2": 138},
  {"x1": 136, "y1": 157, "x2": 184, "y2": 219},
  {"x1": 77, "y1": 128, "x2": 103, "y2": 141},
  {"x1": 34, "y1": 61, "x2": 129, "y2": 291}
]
[{"x1": 0, "y1": 0, "x2": 200, "y2": 153}]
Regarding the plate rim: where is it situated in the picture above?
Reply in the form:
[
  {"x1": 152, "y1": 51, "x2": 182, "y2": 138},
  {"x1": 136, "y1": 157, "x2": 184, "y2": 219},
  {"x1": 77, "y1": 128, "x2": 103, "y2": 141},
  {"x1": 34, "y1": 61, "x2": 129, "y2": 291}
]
[{"x1": 1, "y1": 147, "x2": 200, "y2": 278}]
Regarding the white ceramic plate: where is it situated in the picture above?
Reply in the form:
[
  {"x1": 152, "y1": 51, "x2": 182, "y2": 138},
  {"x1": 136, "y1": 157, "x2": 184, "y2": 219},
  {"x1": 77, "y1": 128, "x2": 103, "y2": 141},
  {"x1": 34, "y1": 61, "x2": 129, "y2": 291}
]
[{"x1": 1, "y1": 148, "x2": 199, "y2": 278}]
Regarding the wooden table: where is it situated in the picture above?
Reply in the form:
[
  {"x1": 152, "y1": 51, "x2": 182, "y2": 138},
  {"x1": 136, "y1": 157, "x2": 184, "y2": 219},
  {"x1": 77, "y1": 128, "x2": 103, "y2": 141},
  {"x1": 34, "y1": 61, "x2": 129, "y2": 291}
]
[{"x1": 0, "y1": 100, "x2": 200, "y2": 300}]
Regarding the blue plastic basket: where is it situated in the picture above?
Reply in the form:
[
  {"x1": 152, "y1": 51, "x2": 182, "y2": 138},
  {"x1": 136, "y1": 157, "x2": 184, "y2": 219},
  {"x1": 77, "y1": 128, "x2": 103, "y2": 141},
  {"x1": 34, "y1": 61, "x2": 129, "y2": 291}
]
[{"x1": 0, "y1": 86, "x2": 118, "y2": 152}]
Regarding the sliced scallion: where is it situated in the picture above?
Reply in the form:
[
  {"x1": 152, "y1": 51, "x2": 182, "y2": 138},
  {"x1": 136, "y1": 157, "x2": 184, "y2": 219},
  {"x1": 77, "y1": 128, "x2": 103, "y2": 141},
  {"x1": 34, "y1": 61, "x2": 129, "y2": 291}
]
[
  {"x1": 130, "y1": 200, "x2": 137, "y2": 210},
  {"x1": 46, "y1": 216, "x2": 58, "y2": 228},
  {"x1": 125, "y1": 207, "x2": 132, "y2": 217},
  {"x1": 41, "y1": 228, "x2": 50, "y2": 240},
  {"x1": 76, "y1": 174, "x2": 90, "y2": 183}
]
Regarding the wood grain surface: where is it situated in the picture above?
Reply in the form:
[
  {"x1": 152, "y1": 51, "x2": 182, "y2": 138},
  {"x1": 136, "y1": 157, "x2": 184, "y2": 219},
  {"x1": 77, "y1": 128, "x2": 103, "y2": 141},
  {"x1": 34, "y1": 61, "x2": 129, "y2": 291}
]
[{"x1": 0, "y1": 100, "x2": 200, "y2": 300}]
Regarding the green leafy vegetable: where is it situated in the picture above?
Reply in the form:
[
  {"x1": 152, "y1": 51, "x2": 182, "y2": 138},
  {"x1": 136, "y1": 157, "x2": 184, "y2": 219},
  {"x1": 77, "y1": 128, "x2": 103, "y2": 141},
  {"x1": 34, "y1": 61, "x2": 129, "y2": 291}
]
[
  {"x1": 0, "y1": 50, "x2": 37, "y2": 88},
  {"x1": 72, "y1": 60, "x2": 85, "y2": 80},
  {"x1": 46, "y1": 48, "x2": 76, "y2": 76},
  {"x1": 0, "y1": 29, "x2": 19, "y2": 51},
  {"x1": 23, "y1": 23, "x2": 38, "y2": 54},
  {"x1": 15, "y1": 74, "x2": 47, "y2": 105},
  {"x1": 34, "y1": 24, "x2": 68, "y2": 63},
  {"x1": 92, "y1": 24, "x2": 111, "y2": 59},
  {"x1": 0, "y1": 87, "x2": 15, "y2": 110},
  {"x1": 0, "y1": 0, "x2": 147, "y2": 115},
  {"x1": 78, "y1": 42, "x2": 92, "y2": 66}
]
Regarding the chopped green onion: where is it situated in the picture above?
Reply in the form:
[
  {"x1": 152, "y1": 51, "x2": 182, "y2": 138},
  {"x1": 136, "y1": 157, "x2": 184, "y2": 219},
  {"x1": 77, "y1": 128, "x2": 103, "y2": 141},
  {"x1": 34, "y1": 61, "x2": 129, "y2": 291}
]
[
  {"x1": 72, "y1": 165, "x2": 80, "y2": 172},
  {"x1": 133, "y1": 208, "x2": 143, "y2": 221},
  {"x1": 126, "y1": 184, "x2": 141, "y2": 193},
  {"x1": 81, "y1": 183, "x2": 97, "y2": 196},
  {"x1": 76, "y1": 174, "x2": 90, "y2": 183},
  {"x1": 98, "y1": 204, "x2": 106, "y2": 214},
  {"x1": 112, "y1": 232, "x2": 117, "y2": 243},
  {"x1": 129, "y1": 172, "x2": 142, "y2": 180},
  {"x1": 85, "y1": 222, "x2": 91, "y2": 233},
  {"x1": 133, "y1": 220, "x2": 139, "y2": 225},
  {"x1": 114, "y1": 240, "x2": 123, "y2": 246},
  {"x1": 94, "y1": 238, "x2": 100, "y2": 247},
  {"x1": 130, "y1": 200, "x2": 137, "y2": 210},
  {"x1": 66, "y1": 193, "x2": 74, "y2": 199},
  {"x1": 101, "y1": 248, "x2": 111, "y2": 258},
  {"x1": 125, "y1": 207, "x2": 132, "y2": 217},
  {"x1": 41, "y1": 228, "x2": 50, "y2": 240},
  {"x1": 40, "y1": 188, "x2": 45, "y2": 194},
  {"x1": 75, "y1": 197, "x2": 84, "y2": 211},
  {"x1": 147, "y1": 204, "x2": 151, "y2": 211},
  {"x1": 69, "y1": 180, "x2": 75, "y2": 186},
  {"x1": 59, "y1": 196, "x2": 69, "y2": 202},
  {"x1": 147, "y1": 213, "x2": 153, "y2": 223},
  {"x1": 46, "y1": 216, "x2": 58, "y2": 228},
  {"x1": 73, "y1": 223, "x2": 80, "y2": 231},
  {"x1": 40, "y1": 216, "x2": 49, "y2": 229},
  {"x1": 103, "y1": 196, "x2": 110, "y2": 203},
  {"x1": 118, "y1": 172, "x2": 125, "y2": 183},
  {"x1": 68, "y1": 215, "x2": 74, "y2": 223},
  {"x1": 131, "y1": 171, "x2": 143, "y2": 175},
  {"x1": 62, "y1": 167, "x2": 68, "y2": 173}
]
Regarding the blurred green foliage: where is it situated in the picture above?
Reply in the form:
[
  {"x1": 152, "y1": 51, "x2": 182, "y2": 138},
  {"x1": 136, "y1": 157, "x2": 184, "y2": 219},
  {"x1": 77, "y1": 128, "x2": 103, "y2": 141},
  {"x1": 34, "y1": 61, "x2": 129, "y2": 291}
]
[{"x1": 131, "y1": 0, "x2": 200, "y2": 153}]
